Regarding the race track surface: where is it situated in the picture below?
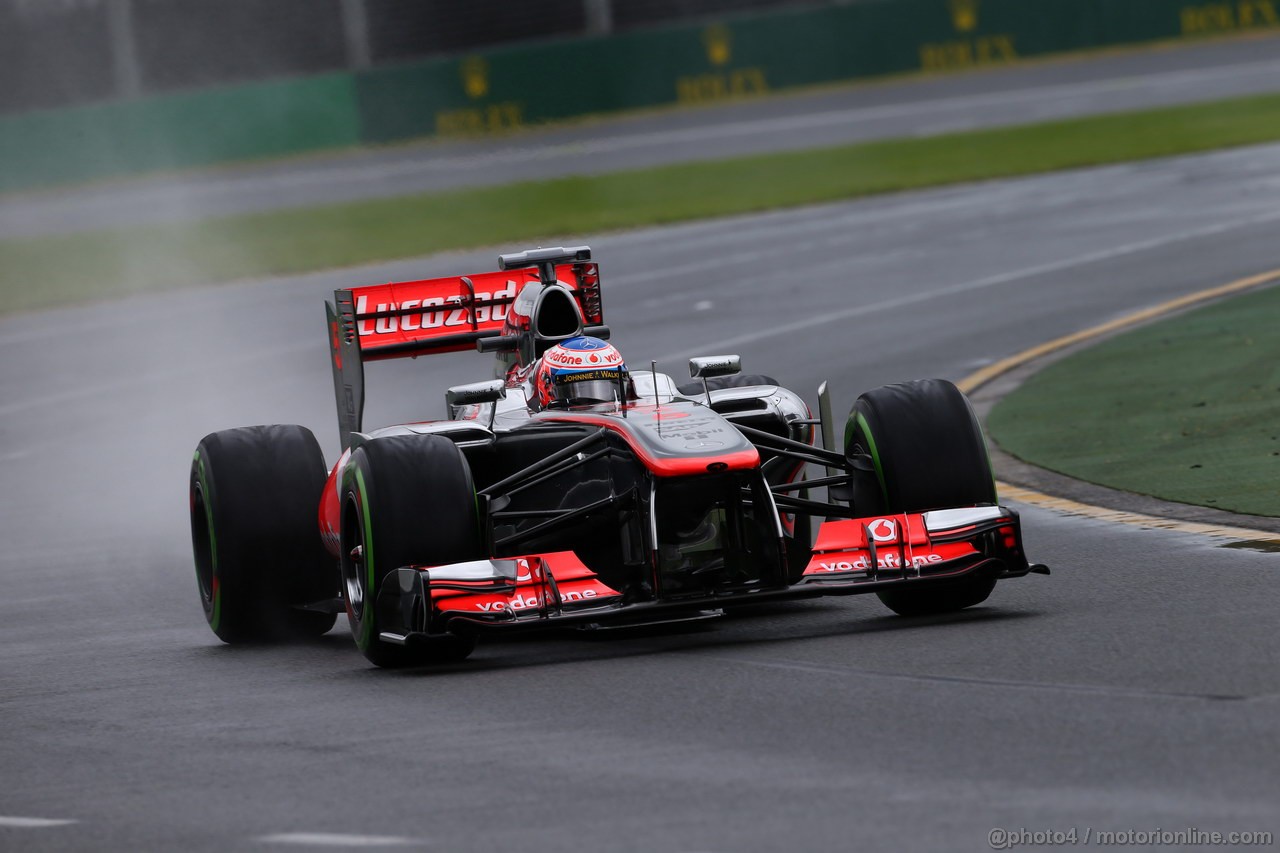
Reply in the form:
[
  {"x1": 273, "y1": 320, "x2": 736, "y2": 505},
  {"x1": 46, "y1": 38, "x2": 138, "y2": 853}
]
[
  {"x1": 2, "y1": 141, "x2": 1279, "y2": 850},
  {"x1": 3, "y1": 33, "x2": 1280, "y2": 239}
]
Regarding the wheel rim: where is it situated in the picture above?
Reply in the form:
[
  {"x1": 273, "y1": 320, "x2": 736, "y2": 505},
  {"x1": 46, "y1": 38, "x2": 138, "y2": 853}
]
[
  {"x1": 191, "y1": 480, "x2": 215, "y2": 606},
  {"x1": 340, "y1": 494, "x2": 367, "y2": 618}
]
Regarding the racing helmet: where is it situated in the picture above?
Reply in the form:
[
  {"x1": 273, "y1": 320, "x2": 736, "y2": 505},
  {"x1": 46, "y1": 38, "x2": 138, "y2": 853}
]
[{"x1": 533, "y1": 336, "x2": 628, "y2": 408}]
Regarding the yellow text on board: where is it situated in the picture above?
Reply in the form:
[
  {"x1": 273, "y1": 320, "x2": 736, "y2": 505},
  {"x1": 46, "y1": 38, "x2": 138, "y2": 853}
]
[
  {"x1": 919, "y1": 34, "x2": 1017, "y2": 71},
  {"x1": 676, "y1": 68, "x2": 769, "y2": 105},
  {"x1": 1181, "y1": 0, "x2": 1278, "y2": 33},
  {"x1": 436, "y1": 103, "x2": 524, "y2": 136}
]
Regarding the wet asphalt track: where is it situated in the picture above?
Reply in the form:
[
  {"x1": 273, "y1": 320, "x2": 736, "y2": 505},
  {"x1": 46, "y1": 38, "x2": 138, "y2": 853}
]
[
  {"x1": 2, "y1": 136, "x2": 1279, "y2": 849},
  {"x1": 3, "y1": 33, "x2": 1280, "y2": 239}
]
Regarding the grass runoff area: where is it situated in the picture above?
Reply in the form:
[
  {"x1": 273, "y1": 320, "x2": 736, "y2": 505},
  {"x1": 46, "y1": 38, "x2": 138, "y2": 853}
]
[
  {"x1": 989, "y1": 284, "x2": 1280, "y2": 518},
  {"x1": 5, "y1": 91, "x2": 1280, "y2": 314}
]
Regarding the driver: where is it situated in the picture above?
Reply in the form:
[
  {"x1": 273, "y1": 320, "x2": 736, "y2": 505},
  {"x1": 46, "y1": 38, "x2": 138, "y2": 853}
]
[{"x1": 532, "y1": 336, "x2": 630, "y2": 409}]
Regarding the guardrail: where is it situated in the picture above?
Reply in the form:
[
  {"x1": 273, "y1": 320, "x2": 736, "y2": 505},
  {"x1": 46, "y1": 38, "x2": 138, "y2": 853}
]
[{"x1": 2, "y1": 0, "x2": 1275, "y2": 193}]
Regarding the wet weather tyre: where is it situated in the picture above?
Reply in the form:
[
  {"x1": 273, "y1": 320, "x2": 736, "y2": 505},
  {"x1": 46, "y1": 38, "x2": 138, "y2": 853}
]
[
  {"x1": 340, "y1": 435, "x2": 483, "y2": 668},
  {"x1": 845, "y1": 379, "x2": 999, "y2": 617},
  {"x1": 189, "y1": 425, "x2": 338, "y2": 643}
]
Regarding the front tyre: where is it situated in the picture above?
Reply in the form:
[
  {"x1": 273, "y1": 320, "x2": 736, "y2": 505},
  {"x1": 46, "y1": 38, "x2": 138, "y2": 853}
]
[
  {"x1": 189, "y1": 425, "x2": 338, "y2": 643},
  {"x1": 845, "y1": 379, "x2": 999, "y2": 617},
  {"x1": 340, "y1": 435, "x2": 483, "y2": 668}
]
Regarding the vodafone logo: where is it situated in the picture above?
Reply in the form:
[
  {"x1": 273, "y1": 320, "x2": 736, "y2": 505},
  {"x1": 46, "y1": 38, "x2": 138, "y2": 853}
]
[
  {"x1": 544, "y1": 344, "x2": 623, "y2": 368},
  {"x1": 868, "y1": 519, "x2": 897, "y2": 542},
  {"x1": 816, "y1": 553, "x2": 941, "y2": 572},
  {"x1": 474, "y1": 587, "x2": 599, "y2": 611}
]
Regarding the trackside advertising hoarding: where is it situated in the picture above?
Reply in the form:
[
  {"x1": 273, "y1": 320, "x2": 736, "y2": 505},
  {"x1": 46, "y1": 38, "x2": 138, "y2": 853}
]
[{"x1": 1, "y1": 0, "x2": 1275, "y2": 191}]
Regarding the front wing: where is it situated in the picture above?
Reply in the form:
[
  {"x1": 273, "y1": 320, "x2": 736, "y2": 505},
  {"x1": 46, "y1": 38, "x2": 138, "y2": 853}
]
[{"x1": 373, "y1": 506, "x2": 1047, "y2": 645}]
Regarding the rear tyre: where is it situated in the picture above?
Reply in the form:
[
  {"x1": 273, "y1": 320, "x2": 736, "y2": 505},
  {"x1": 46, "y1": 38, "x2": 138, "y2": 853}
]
[
  {"x1": 340, "y1": 435, "x2": 483, "y2": 668},
  {"x1": 844, "y1": 379, "x2": 999, "y2": 617},
  {"x1": 189, "y1": 425, "x2": 338, "y2": 643}
]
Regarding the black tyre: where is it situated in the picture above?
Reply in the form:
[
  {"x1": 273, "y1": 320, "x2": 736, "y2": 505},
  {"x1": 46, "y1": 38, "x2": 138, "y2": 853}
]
[
  {"x1": 340, "y1": 435, "x2": 483, "y2": 668},
  {"x1": 189, "y1": 425, "x2": 338, "y2": 643},
  {"x1": 845, "y1": 379, "x2": 999, "y2": 617}
]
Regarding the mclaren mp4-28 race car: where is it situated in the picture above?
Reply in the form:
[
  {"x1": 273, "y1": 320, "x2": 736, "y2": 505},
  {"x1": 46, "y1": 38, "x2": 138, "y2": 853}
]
[{"x1": 188, "y1": 246, "x2": 1047, "y2": 667}]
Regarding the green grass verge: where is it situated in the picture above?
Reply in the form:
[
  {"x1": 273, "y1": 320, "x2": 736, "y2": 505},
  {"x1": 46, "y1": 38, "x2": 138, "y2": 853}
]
[
  {"x1": 988, "y1": 284, "x2": 1280, "y2": 518},
  {"x1": 6, "y1": 91, "x2": 1280, "y2": 314}
]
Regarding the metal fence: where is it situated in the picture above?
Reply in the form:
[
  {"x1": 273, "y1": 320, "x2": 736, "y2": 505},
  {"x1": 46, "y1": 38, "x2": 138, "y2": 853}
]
[{"x1": 0, "y1": 0, "x2": 840, "y2": 114}]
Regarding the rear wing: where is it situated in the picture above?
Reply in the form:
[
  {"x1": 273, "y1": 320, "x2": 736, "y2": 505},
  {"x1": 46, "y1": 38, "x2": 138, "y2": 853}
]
[{"x1": 326, "y1": 249, "x2": 603, "y2": 450}]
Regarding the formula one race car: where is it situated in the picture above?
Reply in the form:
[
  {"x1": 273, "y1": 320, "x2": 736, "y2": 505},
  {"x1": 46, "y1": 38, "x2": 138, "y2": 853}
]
[{"x1": 188, "y1": 246, "x2": 1047, "y2": 667}]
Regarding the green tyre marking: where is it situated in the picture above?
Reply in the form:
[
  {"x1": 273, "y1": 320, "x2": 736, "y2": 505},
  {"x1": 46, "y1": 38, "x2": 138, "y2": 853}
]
[
  {"x1": 354, "y1": 465, "x2": 376, "y2": 652},
  {"x1": 854, "y1": 412, "x2": 889, "y2": 506},
  {"x1": 195, "y1": 451, "x2": 222, "y2": 632}
]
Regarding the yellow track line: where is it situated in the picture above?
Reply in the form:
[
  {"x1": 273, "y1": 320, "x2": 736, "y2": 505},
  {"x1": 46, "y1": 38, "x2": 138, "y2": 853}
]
[
  {"x1": 959, "y1": 267, "x2": 1280, "y2": 543},
  {"x1": 997, "y1": 484, "x2": 1280, "y2": 543},
  {"x1": 957, "y1": 267, "x2": 1280, "y2": 396}
]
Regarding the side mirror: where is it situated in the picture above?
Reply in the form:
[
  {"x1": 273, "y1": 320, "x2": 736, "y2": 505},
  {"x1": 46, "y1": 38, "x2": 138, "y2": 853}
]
[
  {"x1": 446, "y1": 379, "x2": 506, "y2": 409},
  {"x1": 476, "y1": 334, "x2": 519, "y2": 353},
  {"x1": 688, "y1": 355, "x2": 741, "y2": 380}
]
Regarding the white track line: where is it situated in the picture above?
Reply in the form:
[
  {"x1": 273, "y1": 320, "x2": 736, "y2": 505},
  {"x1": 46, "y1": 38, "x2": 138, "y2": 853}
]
[
  {"x1": 669, "y1": 205, "x2": 1280, "y2": 360},
  {"x1": 0, "y1": 339, "x2": 315, "y2": 417},
  {"x1": 10, "y1": 53, "x2": 1279, "y2": 217},
  {"x1": 0, "y1": 816, "x2": 78, "y2": 828},
  {"x1": 217, "y1": 55, "x2": 1280, "y2": 189},
  {"x1": 258, "y1": 832, "x2": 416, "y2": 847}
]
